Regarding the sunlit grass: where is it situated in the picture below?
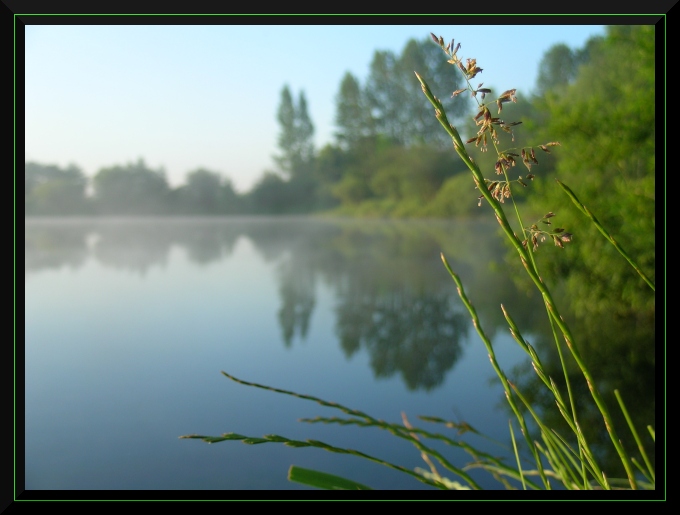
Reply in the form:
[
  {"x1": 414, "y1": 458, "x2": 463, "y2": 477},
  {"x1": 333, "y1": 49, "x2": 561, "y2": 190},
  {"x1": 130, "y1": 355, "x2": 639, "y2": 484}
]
[{"x1": 180, "y1": 32, "x2": 655, "y2": 492}]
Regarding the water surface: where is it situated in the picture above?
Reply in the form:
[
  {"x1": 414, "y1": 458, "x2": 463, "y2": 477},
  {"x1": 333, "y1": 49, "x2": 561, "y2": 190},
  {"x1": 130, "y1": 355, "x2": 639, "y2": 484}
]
[{"x1": 24, "y1": 216, "x2": 653, "y2": 493}]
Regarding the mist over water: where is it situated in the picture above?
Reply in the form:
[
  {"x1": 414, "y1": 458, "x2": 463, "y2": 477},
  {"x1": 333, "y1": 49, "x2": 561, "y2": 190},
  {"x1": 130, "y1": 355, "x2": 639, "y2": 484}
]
[{"x1": 23, "y1": 217, "x2": 654, "y2": 492}]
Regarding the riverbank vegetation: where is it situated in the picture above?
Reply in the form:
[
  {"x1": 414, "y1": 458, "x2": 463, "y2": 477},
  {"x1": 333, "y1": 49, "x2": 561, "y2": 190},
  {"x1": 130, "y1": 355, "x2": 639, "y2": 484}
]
[
  {"x1": 179, "y1": 25, "x2": 658, "y2": 491},
  {"x1": 26, "y1": 25, "x2": 655, "y2": 226}
]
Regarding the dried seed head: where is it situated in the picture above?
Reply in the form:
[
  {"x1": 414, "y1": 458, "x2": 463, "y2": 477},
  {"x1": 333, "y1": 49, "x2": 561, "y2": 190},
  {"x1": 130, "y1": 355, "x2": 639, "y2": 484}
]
[
  {"x1": 559, "y1": 232, "x2": 573, "y2": 242},
  {"x1": 499, "y1": 89, "x2": 517, "y2": 103}
]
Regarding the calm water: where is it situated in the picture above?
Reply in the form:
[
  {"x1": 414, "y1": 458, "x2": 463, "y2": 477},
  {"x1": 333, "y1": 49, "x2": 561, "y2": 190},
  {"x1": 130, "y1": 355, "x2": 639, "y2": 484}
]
[{"x1": 23, "y1": 216, "x2": 654, "y2": 493}]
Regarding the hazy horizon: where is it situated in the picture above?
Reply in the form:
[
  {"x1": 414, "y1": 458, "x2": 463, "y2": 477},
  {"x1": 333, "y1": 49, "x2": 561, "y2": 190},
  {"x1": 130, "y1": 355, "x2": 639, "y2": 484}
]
[{"x1": 25, "y1": 23, "x2": 606, "y2": 194}]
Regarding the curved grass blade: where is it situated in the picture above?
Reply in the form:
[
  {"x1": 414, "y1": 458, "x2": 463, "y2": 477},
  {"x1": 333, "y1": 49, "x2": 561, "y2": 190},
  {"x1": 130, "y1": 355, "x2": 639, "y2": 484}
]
[
  {"x1": 288, "y1": 465, "x2": 372, "y2": 490},
  {"x1": 614, "y1": 389, "x2": 655, "y2": 483},
  {"x1": 180, "y1": 431, "x2": 447, "y2": 489},
  {"x1": 556, "y1": 179, "x2": 655, "y2": 291}
]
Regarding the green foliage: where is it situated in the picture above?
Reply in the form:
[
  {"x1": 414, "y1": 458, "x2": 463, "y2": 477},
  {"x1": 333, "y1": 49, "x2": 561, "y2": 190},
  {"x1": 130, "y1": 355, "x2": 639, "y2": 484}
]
[
  {"x1": 274, "y1": 85, "x2": 316, "y2": 179},
  {"x1": 335, "y1": 72, "x2": 377, "y2": 151},
  {"x1": 245, "y1": 171, "x2": 292, "y2": 214},
  {"x1": 173, "y1": 168, "x2": 242, "y2": 215},
  {"x1": 422, "y1": 173, "x2": 489, "y2": 218},
  {"x1": 526, "y1": 25, "x2": 655, "y2": 319},
  {"x1": 25, "y1": 162, "x2": 90, "y2": 216},
  {"x1": 288, "y1": 466, "x2": 373, "y2": 490},
  {"x1": 416, "y1": 29, "x2": 656, "y2": 491},
  {"x1": 93, "y1": 158, "x2": 170, "y2": 215},
  {"x1": 181, "y1": 28, "x2": 656, "y2": 492},
  {"x1": 533, "y1": 40, "x2": 601, "y2": 97},
  {"x1": 365, "y1": 38, "x2": 471, "y2": 148}
]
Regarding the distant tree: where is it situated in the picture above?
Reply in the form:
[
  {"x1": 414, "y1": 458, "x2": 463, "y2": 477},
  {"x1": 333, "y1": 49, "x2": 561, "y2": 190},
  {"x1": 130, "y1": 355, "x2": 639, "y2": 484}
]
[
  {"x1": 247, "y1": 171, "x2": 291, "y2": 214},
  {"x1": 534, "y1": 37, "x2": 604, "y2": 97},
  {"x1": 528, "y1": 25, "x2": 655, "y2": 318},
  {"x1": 274, "y1": 85, "x2": 315, "y2": 179},
  {"x1": 370, "y1": 144, "x2": 462, "y2": 203},
  {"x1": 535, "y1": 44, "x2": 578, "y2": 96},
  {"x1": 92, "y1": 158, "x2": 170, "y2": 215},
  {"x1": 365, "y1": 37, "x2": 471, "y2": 148},
  {"x1": 313, "y1": 143, "x2": 351, "y2": 209},
  {"x1": 25, "y1": 162, "x2": 89, "y2": 215},
  {"x1": 219, "y1": 177, "x2": 242, "y2": 214},
  {"x1": 334, "y1": 72, "x2": 376, "y2": 152},
  {"x1": 364, "y1": 50, "x2": 402, "y2": 145},
  {"x1": 178, "y1": 168, "x2": 226, "y2": 215}
]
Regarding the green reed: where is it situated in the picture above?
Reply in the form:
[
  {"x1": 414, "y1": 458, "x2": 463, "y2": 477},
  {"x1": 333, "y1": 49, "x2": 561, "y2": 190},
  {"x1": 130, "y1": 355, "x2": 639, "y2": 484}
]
[{"x1": 180, "y1": 33, "x2": 655, "y2": 491}]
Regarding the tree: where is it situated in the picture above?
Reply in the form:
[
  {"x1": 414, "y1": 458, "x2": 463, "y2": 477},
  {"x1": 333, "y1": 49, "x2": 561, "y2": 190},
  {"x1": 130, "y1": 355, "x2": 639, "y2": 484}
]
[
  {"x1": 334, "y1": 72, "x2": 376, "y2": 152},
  {"x1": 274, "y1": 85, "x2": 315, "y2": 179},
  {"x1": 364, "y1": 37, "x2": 471, "y2": 148},
  {"x1": 25, "y1": 162, "x2": 89, "y2": 215},
  {"x1": 534, "y1": 37, "x2": 603, "y2": 97},
  {"x1": 247, "y1": 171, "x2": 291, "y2": 214},
  {"x1": 174, "y1": 168, "x2": 240, "y2": 215},
  {"x1": 92, "y1": 158, "x2": 170, "y2": 215},
  {"x1": 365, "y1": 50, "x2": 402, "y2": 145},
  {"x1": 527, "y1": 25, "x2": 655, "y2": 318}
]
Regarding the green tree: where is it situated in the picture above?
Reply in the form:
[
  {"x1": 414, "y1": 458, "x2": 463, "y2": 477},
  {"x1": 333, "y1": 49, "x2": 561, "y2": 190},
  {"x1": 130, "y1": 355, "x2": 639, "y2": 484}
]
[
  {"x1": 365, "y1": 38, "x2": 470, "y2": 148},
  {"x1": 527, "y1": 25, "x2": 655, "y2": 318},
  {"x1": 274, "y1": 85, "x2": 316, "y2": 179},
  {"x1": 25, "y1": 162, "x2": 89, "y2": 215},
  {"x1": 334, "y1": 71, "x2": 376, "y2": 152},
  {"x1": 312, "y1": 143, "x2": 350, "y2": 210},
  {"x1": 178, "y1": 168, "x2": 222, "y2": 214},
  {"x1": 175, "y1": 168, "x2": 241, "y2": 215},
  {"x1": 534, "y1": 38, "x2": 603, "y2": 97},
  {"x1": 365, "y1": 49, "x2": 402, "y2": 145},
  {"x1": 92, "y1": 158, "x2": 170, "y2": 215},
  {"x1": 247, "y1": 171, "x2": 292, "y2": 214}
]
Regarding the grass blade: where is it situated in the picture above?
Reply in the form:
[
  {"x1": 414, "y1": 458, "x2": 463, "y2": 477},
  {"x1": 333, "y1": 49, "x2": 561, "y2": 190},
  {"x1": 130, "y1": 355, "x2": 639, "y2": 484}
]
[
  {"x1": 556, "y1": 179, "x2": 655, "y2": 291},
  {"x1": 288, "y1": 466, "x2": 373, "y2": 490}
]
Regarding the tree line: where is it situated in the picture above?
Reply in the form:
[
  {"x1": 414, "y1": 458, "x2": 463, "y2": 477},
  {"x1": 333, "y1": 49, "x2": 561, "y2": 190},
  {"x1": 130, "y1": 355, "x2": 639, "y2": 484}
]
[
  {"x1": 24, "y1": 34, "x2": 472, "y2": 217},
  {"x1": 25, "y1": 26, "x2": 655, "y2": 225}
]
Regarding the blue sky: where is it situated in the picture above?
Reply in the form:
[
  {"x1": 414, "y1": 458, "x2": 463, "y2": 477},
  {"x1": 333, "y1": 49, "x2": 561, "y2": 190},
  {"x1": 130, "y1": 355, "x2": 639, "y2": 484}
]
[{"x1": 24, "y1": 23, "x2": 606, "y2": 193}]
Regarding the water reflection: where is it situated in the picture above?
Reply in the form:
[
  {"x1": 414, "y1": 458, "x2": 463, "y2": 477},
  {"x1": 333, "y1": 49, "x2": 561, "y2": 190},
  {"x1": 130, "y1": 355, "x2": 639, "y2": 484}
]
[
  {"x1": 505, "y1": 298, "x2": 656, "y2": 479},
  {"x1": 24, "y1": 216, "x2": 655, "y2": 488},
  {"x1": 24, "y1": 219, "x2": 92, "y2": 277},
  {"x1": 26, "y1": 217, "x2": 536, "y2": 393}
]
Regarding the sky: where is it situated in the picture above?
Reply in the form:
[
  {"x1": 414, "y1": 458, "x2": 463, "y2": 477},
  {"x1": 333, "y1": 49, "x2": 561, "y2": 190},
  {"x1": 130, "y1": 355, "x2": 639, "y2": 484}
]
[{"x1": 24, "y1": 23, "x2": 607, "y2": 194}]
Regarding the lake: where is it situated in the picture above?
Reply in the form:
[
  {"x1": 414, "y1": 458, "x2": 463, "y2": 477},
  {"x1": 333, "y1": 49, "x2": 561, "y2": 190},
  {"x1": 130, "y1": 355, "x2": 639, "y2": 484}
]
[{"x1": 23, "y1": 216, "x2": 655, "y2": 494}]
